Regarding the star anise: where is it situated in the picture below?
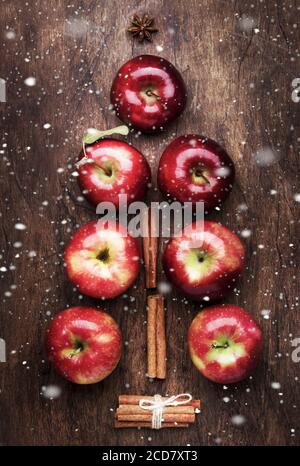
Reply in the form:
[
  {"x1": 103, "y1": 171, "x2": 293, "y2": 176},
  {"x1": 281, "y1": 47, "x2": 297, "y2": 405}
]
[{"x1": 127, "y1": 14, "x2": 158, "y2": 42}]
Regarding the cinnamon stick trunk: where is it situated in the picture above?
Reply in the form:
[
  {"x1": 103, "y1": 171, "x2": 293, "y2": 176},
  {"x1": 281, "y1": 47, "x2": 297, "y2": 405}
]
[
  {"x1": 117, "y1": 405, "x2": 195, "y2": 415},
  {"x1": 147, "y1": 294, "x2": 157, "y2": 378},
  {"x1": 118, "y1": 395, "x2": 201, "y2": 409},
  {"x1": 142, "y1": 207, "x2": 158, "y2": 289},
  {"x1": 116, "y1": 413, "x2": 195, "y2": 423},
  {"x1": 147, "y1": 294, "x2": 166, "y2": 379},
  {"x1": 114, "y1": 421, "x2": 189, "y2": 429},
  {"x1": 156, "y1": 296, "x2": 166, "y2": 379}
]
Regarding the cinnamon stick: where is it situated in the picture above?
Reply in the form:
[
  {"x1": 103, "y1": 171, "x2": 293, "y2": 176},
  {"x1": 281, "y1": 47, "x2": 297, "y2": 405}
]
[
  {"x1": 147, "y1": 294, "x2": 157, "y2": 378},
  {"x1": 117, "y1": 413, "x2": 195, "y2": 423},
  {"x1": 118, "y1": 395, "x2": 201, "y2": 409},
  {"x1": 156, "y1": 296, "x2": 166, "y2": 379},
  {"x1": 117, "y1": 405, "x2": 195, "y2": 415},
  {"x1": 142, "y1": 207, "x2": 158, "y2": 289},
  {"x1": 147, "y1": 294, "x2": 166, "y2": 379},
  {"x1": 114, "y1": 421, "x2": 189, "y2": 429}
]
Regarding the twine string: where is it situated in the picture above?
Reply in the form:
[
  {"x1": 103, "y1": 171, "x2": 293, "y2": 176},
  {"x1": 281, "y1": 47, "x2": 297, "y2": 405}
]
[{"x1": 139, "y1": 393, "x2": 193, "y2": 429}]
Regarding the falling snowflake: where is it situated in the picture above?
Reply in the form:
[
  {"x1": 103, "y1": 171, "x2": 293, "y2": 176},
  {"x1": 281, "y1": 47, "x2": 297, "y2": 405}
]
[
  {"x1": 24, "y1": 77, "x2": 37, "y2": 87},
  {"x1": 237, "y1": 203, "x2": 248, "y2": 212},
  {"x1": 41, "y1": 384, "x2": 62, "y2": 400},
  {"x1": 271, "y1": 382, "x2": 281, "y2": 390},
  {"x1": 14, "y1": 223, "x2": 27, "y2": 231},
  {"x1": 231, "y1": 414, "x2": 246, "y2": 426},
  {"x1": 241, "y1": 229, "x2": 251, "y2": 238},
  {"x1": 253, "y1": 147, "x2": 280, "y2": 167},
  {"x1": 5, "y1": 30, "x2": 16, "y2": 40},
  {"x1": 65, "y1": 18, "x2": 90, "y2": 38},
  {"x1": 157, "y1": 281, "x2": 172, "y2": 295},
  {"x1": 261, "y1": 309, "x2": 271, "y2": 320},
  {"x1": 214, "y1": 167, "x2": 231, "y2": 178},
  {"x1": 293, "y1": 193, "x2": 300, "y2": 203},
  {"x1": 238, "y1": 15, "x2": 257, "y2": 32}
]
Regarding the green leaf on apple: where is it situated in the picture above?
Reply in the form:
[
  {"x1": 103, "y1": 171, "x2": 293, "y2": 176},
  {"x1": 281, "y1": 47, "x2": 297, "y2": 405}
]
[{"x1": 82, "y1": 125, "x2": 129, "y2": 145}]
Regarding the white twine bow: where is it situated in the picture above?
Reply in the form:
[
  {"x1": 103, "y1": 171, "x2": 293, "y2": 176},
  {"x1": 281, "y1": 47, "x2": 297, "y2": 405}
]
[{"x1": 139, "y1": 393, "x2": 193, "y2": 429}]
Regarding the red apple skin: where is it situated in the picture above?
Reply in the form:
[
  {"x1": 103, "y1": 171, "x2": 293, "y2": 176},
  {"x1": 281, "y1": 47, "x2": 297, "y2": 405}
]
[
  {"x1": 158, "y1": 135, "x2": 235, "y2": 211},
  {"x1": 163, "y1": 220, "x2": 244, "y2": 302},
  {"x1": 110, "y1": 55, "x2": 187, "y2": 133},
  {"x1": 188, "y1": 305, "x2": 263, "y2": 384},
  {"x1": 65, "y1": 221, "x2": 140, "y2": 299},
  {"x1": 45, "y1": 307, "x2": 122, "y2": 384},
  {"x1": 77, "y1": 139, "x2": 151, "y2": 207}
]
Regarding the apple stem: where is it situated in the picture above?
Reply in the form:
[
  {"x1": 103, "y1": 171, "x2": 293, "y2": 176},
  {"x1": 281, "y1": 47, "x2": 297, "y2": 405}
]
[
  {"x1": 76, "y1": 145, "x2": 112, "y2": 176},
  {"x1": 97, "y1": 164, "x2": 112, "y2": 177},
  {"x1": 70, "y1": 347, "x2": 82, "y2": 357},
  {"x1": 146, "y1": 89, "x2": 161, "y2": 101},
  {"x1": 82, "y1": 141, "x2": 87, "y2": 158},
  {"x1": 194, "y1": 168, "x2": 210, "y2": 184},
  {"x1": 70, "y1": 340, "x2": 85, "y2": 357},
  {"x1": 75, "y1": 143, "x2": 94, "y2": 169}
]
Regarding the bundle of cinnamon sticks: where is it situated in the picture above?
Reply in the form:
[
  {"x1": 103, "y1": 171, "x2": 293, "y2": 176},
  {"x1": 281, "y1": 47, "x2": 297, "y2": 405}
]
[{"x1": 114, "y1": 395, "x2": 200, "y2": 429}]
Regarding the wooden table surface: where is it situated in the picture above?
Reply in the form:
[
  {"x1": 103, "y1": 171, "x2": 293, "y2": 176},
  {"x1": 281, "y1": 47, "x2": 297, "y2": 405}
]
[{"x1": 0, "y1": 0, "x2": 299, "y2": 446}]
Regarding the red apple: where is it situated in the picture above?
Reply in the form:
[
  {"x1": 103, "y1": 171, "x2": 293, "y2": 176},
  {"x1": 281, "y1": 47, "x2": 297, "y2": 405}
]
[
  {"x1": 110, "y1": 55, "x2": 187, "y2": 133},
  {"x1": 77, "y1": 139, "x2": 151, "y2": 207},
  {"x1": 188, "y1": 305, "x2": 263, "y2": 383},
  {"x1": 45, "y1": 307, "x2": 122, "y2": 384},
  {"x1": 65, "y1": 221, "x2": 140, "y2": 299},
  {"x1": 162, "y1": 220, "x2": 244, "y2": 301},
  {"x1": 158, "y1": 135, "x2": 235, "y2": 211}
]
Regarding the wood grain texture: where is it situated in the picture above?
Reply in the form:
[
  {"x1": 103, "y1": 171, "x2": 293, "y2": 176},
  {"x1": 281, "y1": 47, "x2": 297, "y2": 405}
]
[{"x1": 0, "y1": 0, "x2": 299, "y2": 446}]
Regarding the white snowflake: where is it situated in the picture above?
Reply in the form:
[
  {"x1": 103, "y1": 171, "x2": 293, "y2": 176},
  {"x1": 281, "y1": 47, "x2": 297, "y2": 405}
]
[
  {"x1": 14, "y1": 223, "x2": 27, "y2": 230},
  {"x1": 24, "y1": 77, "x2": 37, "y2": 87},
  {"x1": 41, "y1": 384, "x2": 62, "y2": 400},
  {"x1": 253, "y1": 147, "x2": 280, "y2": 167},
  {"x1": 231, "y1": 414, "x2": 246, "y2": 426}
]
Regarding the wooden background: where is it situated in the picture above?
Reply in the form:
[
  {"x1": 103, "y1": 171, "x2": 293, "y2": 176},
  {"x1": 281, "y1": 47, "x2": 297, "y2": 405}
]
[{"x1": 0, "y1": 0, "x2": 299, "y2": 446}]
